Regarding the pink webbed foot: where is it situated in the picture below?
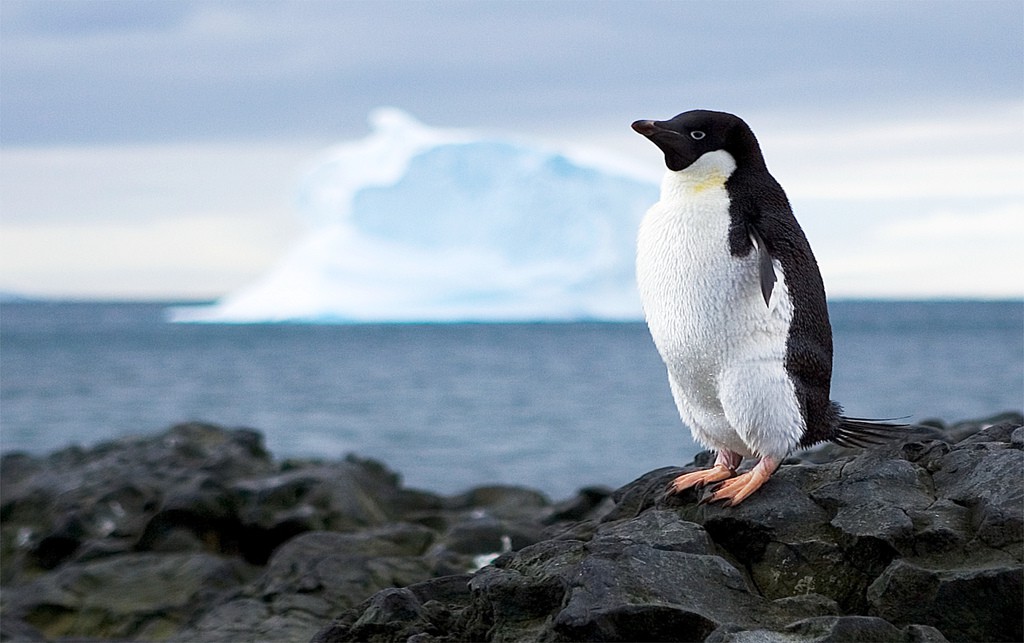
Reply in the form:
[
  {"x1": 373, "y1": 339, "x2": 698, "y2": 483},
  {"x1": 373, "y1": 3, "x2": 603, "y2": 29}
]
[
  {"x1": 667, "y1": 450, "x2": 742, "y2": 495},
  {"x1": 704, "y1": 456, "x2": 781, "y2": 506}
]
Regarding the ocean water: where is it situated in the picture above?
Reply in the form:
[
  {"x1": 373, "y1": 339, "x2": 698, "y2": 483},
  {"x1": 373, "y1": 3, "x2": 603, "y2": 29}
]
[{"x1": 1, "y1": 300, "x2": 1021, "y2": 498}]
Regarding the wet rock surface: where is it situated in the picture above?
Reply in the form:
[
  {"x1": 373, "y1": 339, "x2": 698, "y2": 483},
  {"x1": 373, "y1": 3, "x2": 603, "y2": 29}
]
[{"x1": 1, "y1": 413, "x2": 1021, "y2": 642}]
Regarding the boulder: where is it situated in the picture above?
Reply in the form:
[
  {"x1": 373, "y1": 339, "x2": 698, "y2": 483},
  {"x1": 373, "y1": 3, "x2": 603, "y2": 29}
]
[
  {"x1": 2, "y1": 552, "x2": 248, "y2": 640},
  {"x1": 706, "y1": 616, "x2": 949, "y2": 642},
  {"x1": 1, "y1": 422, "x2": 275, "y2": 578},
  {"x1": 173, "y1": 526, "x2": 439, "y2": 642},
  {"x1": 2, "y1": 414, "x2": 1021, "y2": 642},
  {"x1": 316, "y1": 413, "x2": 1023, "y2": 642},
  {"x1": 1, "y1": 423, "x2": 439, "y2": 642},
  {"x1": 867, "y1": 559, "x2": 1022, "y2": 642}
]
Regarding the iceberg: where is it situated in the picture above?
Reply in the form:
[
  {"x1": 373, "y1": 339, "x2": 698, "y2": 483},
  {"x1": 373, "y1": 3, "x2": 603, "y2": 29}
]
[{"x1": 170, "y1": 109, "x2": 658, "y2": 323}]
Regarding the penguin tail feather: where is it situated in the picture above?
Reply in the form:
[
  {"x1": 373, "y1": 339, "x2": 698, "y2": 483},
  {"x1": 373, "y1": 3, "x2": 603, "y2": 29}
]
[{"x1": 833, "y1": 416, "x2": 910, "y2": 448}]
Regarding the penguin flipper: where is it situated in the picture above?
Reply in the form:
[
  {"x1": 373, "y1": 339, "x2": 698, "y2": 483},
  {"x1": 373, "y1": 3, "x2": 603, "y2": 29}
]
[{"x1": 748, "y1": 225, "x2": 776, "y2": 307}]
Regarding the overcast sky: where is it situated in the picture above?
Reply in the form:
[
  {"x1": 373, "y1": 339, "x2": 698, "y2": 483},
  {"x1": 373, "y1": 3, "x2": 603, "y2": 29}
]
[{"x1": 1, "y1": 0, "x2": 1022, "y2": 300}]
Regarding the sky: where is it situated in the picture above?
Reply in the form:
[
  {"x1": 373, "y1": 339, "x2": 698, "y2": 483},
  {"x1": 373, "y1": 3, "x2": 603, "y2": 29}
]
[{"x1": 1, "y1": 0, "x2": 1022, "y2": 301}]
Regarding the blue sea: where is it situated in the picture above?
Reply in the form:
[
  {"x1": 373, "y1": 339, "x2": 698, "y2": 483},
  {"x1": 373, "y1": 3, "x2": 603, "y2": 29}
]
[{"x1": 1, "y1": 300, "x2": 1021, "y2": 498}]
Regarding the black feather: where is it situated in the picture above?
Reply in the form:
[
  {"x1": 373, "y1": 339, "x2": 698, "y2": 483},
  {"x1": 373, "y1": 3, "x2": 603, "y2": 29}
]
[{"x1": 832, "y1": 416, "x2": 908, "y2": 448}]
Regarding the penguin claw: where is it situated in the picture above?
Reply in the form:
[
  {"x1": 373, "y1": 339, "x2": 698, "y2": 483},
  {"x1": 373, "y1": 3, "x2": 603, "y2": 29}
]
[
  {"x1": 698, "y1": 481, "x2": 740, "y2": 506},
  {"x1": 696, "y1": 485, "x2": 719, "y2": 505},
  {"x1": 704, "y1": 457, "x2": 780, "y2": 506},
  {"x1": 666, "y1": 463, "x2": 737, "y2": 495}
]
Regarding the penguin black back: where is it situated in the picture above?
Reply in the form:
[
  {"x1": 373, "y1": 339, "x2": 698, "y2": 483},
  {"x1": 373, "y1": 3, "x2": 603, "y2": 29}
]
[{"x1": 723, "y1": 142, "x2": 838, "y2": 446}]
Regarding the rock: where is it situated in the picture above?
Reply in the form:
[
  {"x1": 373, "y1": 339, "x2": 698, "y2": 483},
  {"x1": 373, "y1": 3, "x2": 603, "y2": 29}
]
[
  {"x1": 867, "y1": 559, "x2": 1022, "y2": 642},
  {"x1": 257, "y1": 525, "x2": 436, "y2": 599},
  {"x1": 176, "y1": 526, "x2": 439, "y2": 642},
  {"x1": 0, "y1": 616, "x2": 45, "y2": 642},
  {"x1": 310, "y1": 575, "x2": 474, "y2": 643},
  {"x1": 1012, "y1": 425, "x2": 1024, "y2": 449},
  {"x1": 438, "y1": 514, "x2": 546, "y2": 557},
  {"x1": 2, "y1": 414, "x2": 1022, "y2": 642},
  {"x1": 445, "y1": 485, "x2": 550, "y2": 518},
  {"x1": 1, "y1": 422, "x2": 277, "y2": 578},
  {"x1": 550, "y1": 549, "x2": 763, "y2": 640},
  {"x1": 317, "y1": 412, "x2": 1023, "y2": 642},
  {"x1": 3, "y1": 552, "x2": 248, "y2": 640},
  {"x1": 947, "y1": 412, "x2": 1024, "y2": 443},
  {"x1": 0, "y1": 423, "x2": 437, "y2": 642},
  {"x1": 542, "y1": 486, "x2": 614, "y2": 523},
  {"x1": 707, "y1": 616, "x2": 950, "y2": 642},
  {"x1": 931, "y1": 446, "x2": 1024, "y2": 548}
]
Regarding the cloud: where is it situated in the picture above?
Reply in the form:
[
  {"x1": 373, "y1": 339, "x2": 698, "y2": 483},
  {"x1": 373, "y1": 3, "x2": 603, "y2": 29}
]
[
  {"x1": 821, "y1": 203, "x2": 1024, "y2": 299},
  {"x1": 1, "y1": 0, "x2": 1021, "y2": 299},
  {"x1": 0, "y1": 213, "x2": 295, "y2": 299},
  {"x1": 0, "y1": 141, "x2": 311, "y2": 298},
  {"x1": 0, "y1": 141, "x2": 318, "y2": 224},
  {"x1": 880, "y1": 205, "x2": 1023, "y2": 241},
  {"x1": 765, "y1": 102, "x2": 1024, "y2": 200},
  {"x1": 1, "y1": 0, "x2": 1020, "y2": 145}
]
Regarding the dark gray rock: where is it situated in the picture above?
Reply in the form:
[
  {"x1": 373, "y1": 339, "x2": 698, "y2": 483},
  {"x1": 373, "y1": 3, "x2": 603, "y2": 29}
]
[
  {"x1": 316, "y1": 412, "x2": 1023, "y2": 643},
  {"x1": 593, "y1": 508, "x2": 714, "y2": 554},
  {"x1": 444, "y1": 485, "x2": 550, "y2": 519},
  {"x1": 175, "y1": 523, "x2": 445, "y2": 642},
  {"x1": 0, "y1": 616, "x2": 45, "y2": 642},
  {"x1": 3, "y1": 552, "x2": 248, "y2": 641},
  {"x1": 461, "y1": 543, "x2": 580, "y2": 640},
  {"x1": 947, "y1": 412, "x2": 1024, "y2": 442},
  {"x1": 228, "y1": 458, "x2": 414, "y2": 562},
  {"x1": 2, "y1": 414, "x2": 1021, "y2": 642},
  {"x1": 551, "y1": 548, "x2": 764, "y2": 641},
  {"x1": 437, "y1": 514, "x2": 546, "y2": 556},
  {"x1": 169, "y1": 598, "x2": 272, "y2": 643},
  {"x1": 542, "y1": 486, "x2": 614, "y2": 523},
  {"x1": 349, "y1": 588, "x2": 427, "y2": 638},
  {"x1": 707, "y1": 616, "x2": 950, "y2": 642},
  {"x1": 931, "y1": 446, "x2": 1024, "y2": 548},
  {"x1": 867, "y1": 559, "x2": 1023, "y2": 642},
  {"x1": 1, "y1": 422, "x2": 276, "y2": 576},
  {"x1": 258, "y1": 525, "x2": 436, "y2": 597},
  {"x1": 0, "y1": 423, "x2": 439, "y2": 643}
]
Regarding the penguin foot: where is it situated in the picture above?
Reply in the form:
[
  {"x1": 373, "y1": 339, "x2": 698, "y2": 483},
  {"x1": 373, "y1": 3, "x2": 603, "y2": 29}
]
[
  {"x1": 667, "y1": 450, "x2": 742, "y2": 494},
  {"x1": 667, "y1": 464, "x2": 735, "y2": 494},
  {"x1": 704, "y1": 456, "x2": 780, "y2": 506}
]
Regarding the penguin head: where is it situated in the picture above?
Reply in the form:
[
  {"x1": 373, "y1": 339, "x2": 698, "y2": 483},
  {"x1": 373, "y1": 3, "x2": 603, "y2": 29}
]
[{"x1": 631, "y1": 110, "x2": 763, "y2": 172}]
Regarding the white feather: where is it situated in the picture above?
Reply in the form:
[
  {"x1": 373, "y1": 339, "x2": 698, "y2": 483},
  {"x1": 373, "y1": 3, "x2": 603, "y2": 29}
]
[{"x1": 636, "y1": 151, "x2": 805, "y2": 459}]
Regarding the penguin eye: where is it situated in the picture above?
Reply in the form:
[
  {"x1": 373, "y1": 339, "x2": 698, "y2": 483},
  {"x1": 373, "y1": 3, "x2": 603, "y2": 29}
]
[{"x1": 690, "y1": 130, "x2": 706, "y2": 140}]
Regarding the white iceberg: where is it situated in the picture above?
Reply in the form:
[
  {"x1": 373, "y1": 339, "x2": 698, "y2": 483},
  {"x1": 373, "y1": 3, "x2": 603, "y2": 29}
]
[{"x1": 170, "y1": 108, "x2": 658, "y2": 323}]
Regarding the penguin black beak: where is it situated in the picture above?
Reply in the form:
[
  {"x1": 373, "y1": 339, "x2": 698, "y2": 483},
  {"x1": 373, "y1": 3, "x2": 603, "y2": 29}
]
[
  {"x1": 632, "y1": 119, "x2": 694, "y2": 171},
  {"x1": 631, "y1": 120, "x2": 659, "y2": 137}
]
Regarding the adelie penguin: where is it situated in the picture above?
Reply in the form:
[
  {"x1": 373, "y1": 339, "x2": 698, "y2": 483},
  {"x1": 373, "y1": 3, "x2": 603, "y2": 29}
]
[{"x1": 632, "y1": 109, "x2": 899, "y2": 506}]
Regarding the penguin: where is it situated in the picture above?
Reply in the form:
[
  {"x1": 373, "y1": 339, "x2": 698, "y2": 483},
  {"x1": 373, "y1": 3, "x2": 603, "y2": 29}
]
[{"x1": 632, "y1": 109, "x2": 895, "y2": 506}]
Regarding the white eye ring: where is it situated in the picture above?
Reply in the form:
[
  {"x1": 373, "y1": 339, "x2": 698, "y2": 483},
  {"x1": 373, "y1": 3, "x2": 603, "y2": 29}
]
[{"x1": 690, "y1": 130, "x2": 706, "y2": 140}]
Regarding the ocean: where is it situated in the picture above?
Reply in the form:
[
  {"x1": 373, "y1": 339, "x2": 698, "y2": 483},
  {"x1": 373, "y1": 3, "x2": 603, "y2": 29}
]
[{"x1": 1, "y1": 300, "x2": 1021, "y2": 499}]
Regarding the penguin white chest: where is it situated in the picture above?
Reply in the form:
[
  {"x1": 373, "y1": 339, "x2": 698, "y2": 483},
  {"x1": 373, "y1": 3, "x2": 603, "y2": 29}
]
[{"x1": 636, "y1": 153, "x2": 801, "y2": 458}]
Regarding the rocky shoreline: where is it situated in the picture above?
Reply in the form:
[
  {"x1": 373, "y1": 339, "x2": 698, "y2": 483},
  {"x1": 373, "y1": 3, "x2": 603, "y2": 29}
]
[{"x1": 2, "y1": 413, "x2": 1022, "y2": 642}]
